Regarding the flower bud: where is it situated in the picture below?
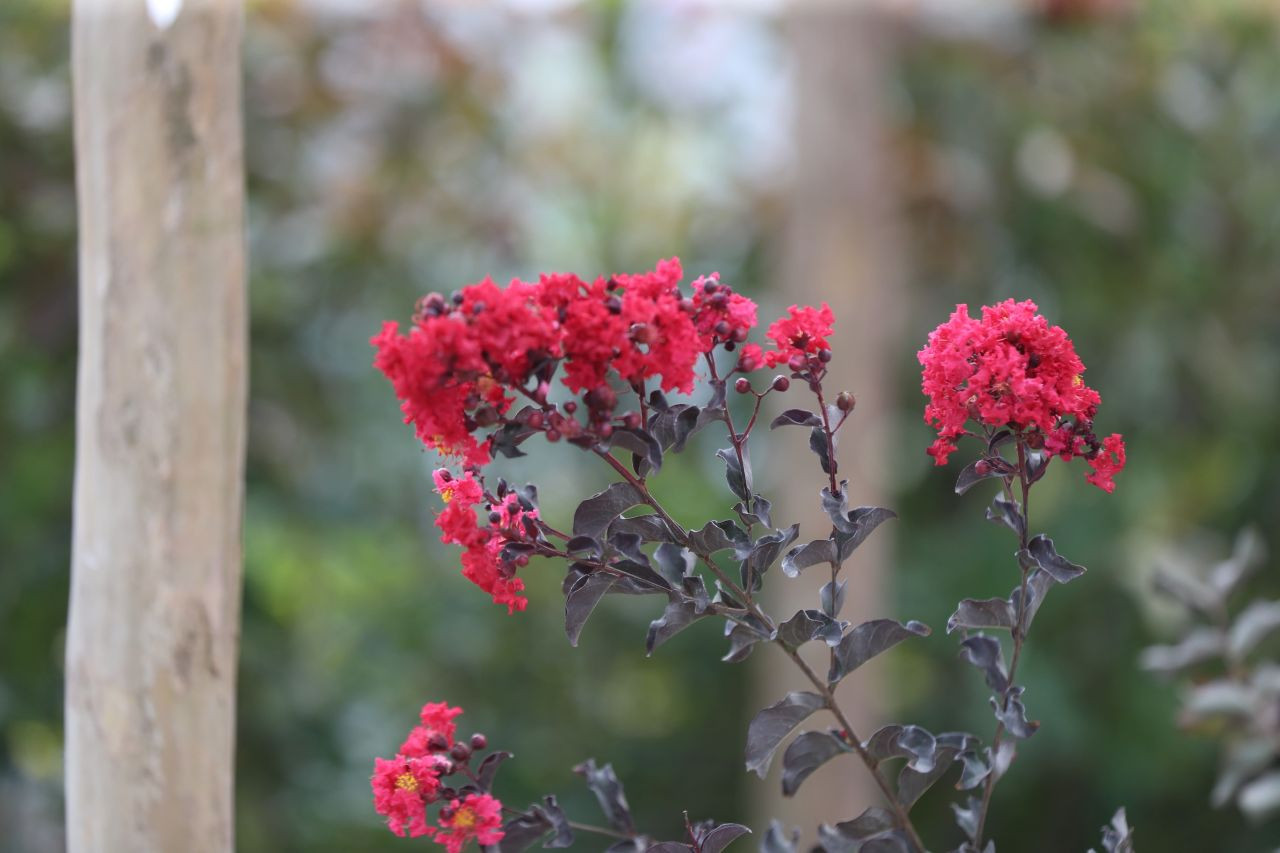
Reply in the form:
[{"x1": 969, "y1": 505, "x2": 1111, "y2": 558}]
[
  {"x1": 526, "y1": 411, "x2": 544, "y2": 429},
  {"x1": 836, "y1": 391, "x2": 855, "y2": 412},
  {"x1": 818, "y1": 348, "x2": 832, "y2": 363},
  {"x1": 605, "y1": 296, "x2": 623, "y2": 314},
  {"x1": 771, "y1": 375, "x2": 790, "y2": 392},
  {"x1": 788, "y1": 354, "x2": 807, "y2": 372},
  {"x1": 563, "y1": 401, "x2": 577, "y2": 414},
  {"x1": 974, "y1": 460, "x2": 991, "y2": 476},
  {"x1": 734, "y1": 377, "x2": 752, "y2": 394},
  {"x1": 450, "y1": 743, "x2": 472, "y2": 762},
  {"x1": 714, "y1": 321, "x2": 731, "y2": 338},
  {"x1": 546, "y1": 429, "x2": 561, "y2": 442},
  {"x1": 596, "y1": 423, "x2": 614, "y2": 439},
  {"x1": 427, "y1": 733, "x2": 450, "y2": 753},
  {"x1": 470, "y1": 733, "x2": 488, "y2": 751},
  {"x1": 622, "y1": 412, "x2": 641, "y2": 431}
]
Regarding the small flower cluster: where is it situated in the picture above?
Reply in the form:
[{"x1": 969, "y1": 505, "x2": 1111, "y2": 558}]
[
  {"x1": 373, "y1": 259, "x2": 764, "y2": 463},
  {"x1": 372, "y1": 701, "x2": 504, "y2": 851},
  {"x1": 737, "y1": 302, "x2": 836, "y2": 380},
  {"x1": 918, "y1": 298, "x2": 1126, "y2": 491},
  {"x1": 432, "y1": 469, "x2": 538, "y2": 613}
]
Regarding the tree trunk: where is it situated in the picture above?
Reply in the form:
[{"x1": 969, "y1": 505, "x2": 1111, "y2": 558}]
[
  {"x1": 757, "y1": 3, "x2": 906, "y2": 839},
  {"x1": 66, "y1": 2, "x2": 246, "y2": 850}
]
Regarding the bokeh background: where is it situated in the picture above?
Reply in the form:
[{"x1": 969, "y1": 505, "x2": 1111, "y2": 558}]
[{"x1": 3, "y1": 0, "x2": 1280, "y2": 850}]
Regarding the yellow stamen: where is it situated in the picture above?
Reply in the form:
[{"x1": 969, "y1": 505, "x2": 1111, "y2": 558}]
[
  {"x1": 440, "y1": 487, "x2": 455, "y2": 503},
  {"x1": 452, "y1": 807, "x2": 477, "y2": 829},
  {"x1": 395, "y1": 772, "x2": 419, "y2": 793}
]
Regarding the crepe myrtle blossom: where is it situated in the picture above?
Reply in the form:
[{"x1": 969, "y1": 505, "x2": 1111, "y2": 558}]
[
  {"x1": 372, "y1": 703, "x2": 502, "y2": 847},
  {"x1": 432, "y1": 469, "x2": 535, "y2": 613},
  {"x1": 436, "y1": 794, "x2": 505, "y2": 853},
  {"x1": 372, "y1": 260, "x2": 769, "y2": 463},
  {"x1": 918, "y1": 298, "x2": 1125, "y2": 491}
]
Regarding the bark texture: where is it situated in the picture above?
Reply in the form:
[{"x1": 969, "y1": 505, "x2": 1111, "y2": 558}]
[{"x1": 67, "y1": 2, "x2": 246, "y2": 850}]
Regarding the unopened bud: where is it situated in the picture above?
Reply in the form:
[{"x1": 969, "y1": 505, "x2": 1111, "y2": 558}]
[
  {"x1": 836, "y1": 391, "x2": 855, "y2": 412},
  {"x1": 771, "y1": 375, "x2": 790, "y2": 392},
  {"x1": 735, "y1": 377, "x2": 752, "y2": 394}
]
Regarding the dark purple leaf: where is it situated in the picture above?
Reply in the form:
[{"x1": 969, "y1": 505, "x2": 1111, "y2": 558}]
[
  {"x1": 574, "y1": 482, "x2": 645, "y2": 539},
  {"x1": 959, "y1": 635, "x2": 1008, "y2": 693},
  {"x1": 777, "y1": 609, "x2": 845, "y2": 649},
  {"x1": 782, "y1": 539, "x2": 837, "y2": 578},
  {"x1": 646, "y1": 598, "x2": 710, "y2": 656},
  {"x1": 745, "y1": 691, "x2": 825, "y2": 778},
  {"x1": 608, "y1": 513, "x2": 676, "y2": 544},
  {"x1": 722, "y1": 621, "x2": 767, "y2": 663},
  {"x1": 809, "y1": 426, "x2": 834, "y2": 475},
  {"x1": 985, "y1": 495, "x2": 1024, "y2": 539},
  {"x1": 991, "y1": 686, "x2": 1039, "y2": 739},
  {"x1": 697, "y1": 823, "x2": 751, "y2": 853},
  {"x1": 781, "y1": 731, "x2": 851, "y2": 796},
  {"x1": 688, "y1": 519, "x2": 751, "y2": 557},
  {"x1": 834, "y1": 508, "x2": 897, "y2": 560},
  {"x1": 897, "y1": 745, "x2": 961, "y2": 810},
  {"x1": 821, "y1": 580, "x2": 848, "y2": 618},
  {"x1": 565, "y1": 572, "x2": 617, "y2": 646},
  {"x1": 610, "y1": 428, "x2": 663, "y2": 475},
  {"x1": 574, "y1": 759, "x2": 636, "y2": 834},
  {"x1": 828, "y1": 620, "x2": 931, "y2": 685},
  {"x1": 717, "y1": 447, "x2": 751, "y2": 501},
  {"x1": 954, "y1": 459, "x2": 1007, "y2": 496},
  {"x1": 947, "y1": 598, "x2": 1016, "y2": 634},
  {"x1": 475, "y1": 751, "x2": 513, "y2": 790},
  {"x1": 1024, "y1": 534, "x2": 1086, "y2": 584},
  {"x1": 771, "y1": 409, "x2": 822, "y2": 429}
]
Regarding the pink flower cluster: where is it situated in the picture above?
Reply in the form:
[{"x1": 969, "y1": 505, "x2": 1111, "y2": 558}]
[
  {"x1": 432, "y1": 469, "x2": 536, "y2": 613},
  {"x1": 372, "y1": 259, "x2": 767, "y2": 464},
  {"x1": 918, "y1": 299, "x2": 1126, "y2": 492},
  {"x1": 371, "y1": 702, "x2": 504, "y2": 850}
]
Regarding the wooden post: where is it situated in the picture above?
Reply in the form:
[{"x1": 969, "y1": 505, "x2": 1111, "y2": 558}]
[
  {"x1": 66, "y1": 1, "x2": 246, "y2": 850},
  {"x1": 756, "y1": 2, "x2": 906, "y2": 837}
]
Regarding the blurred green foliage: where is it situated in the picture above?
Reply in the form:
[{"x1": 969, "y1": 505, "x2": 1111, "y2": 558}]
[{"x1": 2, "y1": 1, "x2": 1279, "y2": 851}]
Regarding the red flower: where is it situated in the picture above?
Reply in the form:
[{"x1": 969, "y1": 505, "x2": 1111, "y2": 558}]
[
  {"x1": 690, "y1": 273, "x2": 758, "y2": 351},
  {"x1": 371, "y1": 277, "x2": 559, "y2": 466},
  {"x1": 918, "y1": 299, "x2": 1123, "y2": 491},
  {"x1": 538, "y1": 259, "x2": 702, "y2": 396},
  {"x1": 761, "y1": 303, "x2": 835, "y2": 368},
  {"x1": 435, "y1": 793, "x2": 505, "y2": 853},
  {"x1": 432, "y1": 469, "x2": 533, "y2": 613},
  {"x1": 1086, "y1": 433, "x2": 1126, "y2": 494},
  {"x1": 737, "y1": 343, "x2": 765, "y2": 373},
  {"x1": 400, "y1": 701, "x2": 466, "y2": 757},
  {"x1": 372, "y1": 755, "x2": 443, "y2": 838}
]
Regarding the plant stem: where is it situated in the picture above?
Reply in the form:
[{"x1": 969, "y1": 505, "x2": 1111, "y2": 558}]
[
  {"x1": 590, "y1": 392, "x2": 929, "y2": 849},
  {"x1": 567, "y1": 820, "x2": 635, "y2": 841},
  {"x1": 780, "y1": 645, "x2": 929, "y2": 853},
  {"x1": 973, "y1": 440, "x2": 1033, "y2": 847}
]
